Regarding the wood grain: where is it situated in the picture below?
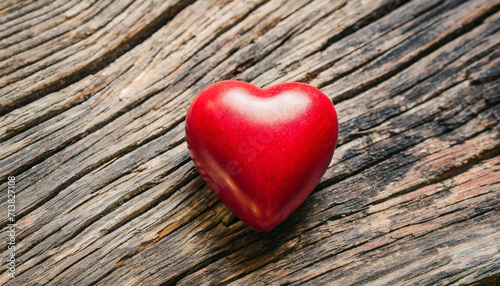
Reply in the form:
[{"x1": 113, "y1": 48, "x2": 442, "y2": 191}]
[{"x1": 0, "y1": 0, "x2": 499, "y2": 285}]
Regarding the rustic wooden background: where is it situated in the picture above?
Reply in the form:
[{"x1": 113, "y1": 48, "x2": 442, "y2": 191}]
[{"x1": 0, "y1": 0, "x2": 499, "y2": 285}]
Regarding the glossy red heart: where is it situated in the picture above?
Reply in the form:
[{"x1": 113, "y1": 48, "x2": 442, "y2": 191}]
[{"x1": 185, "y1": 81, "x2": 338, "y2": 231}]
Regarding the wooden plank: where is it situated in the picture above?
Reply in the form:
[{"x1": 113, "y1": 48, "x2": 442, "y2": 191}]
[
  {"x1": 0, "y1": 0, "x2": 499, "y2": 285},
  {"x1": 0, "y1": 0, "x2": 195, "y2": 114}
]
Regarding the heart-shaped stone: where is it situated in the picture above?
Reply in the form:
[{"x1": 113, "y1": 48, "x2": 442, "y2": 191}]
[{"x1": 185, "y1": 81, "x2": 338, "y2": 231}]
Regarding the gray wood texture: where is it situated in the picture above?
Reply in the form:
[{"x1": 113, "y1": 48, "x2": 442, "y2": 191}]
[{"x1": 0, "y1": 0, "x2": 499, "y2": 285}]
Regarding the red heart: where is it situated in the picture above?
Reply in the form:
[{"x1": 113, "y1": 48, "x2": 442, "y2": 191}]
[{"x1": 185, "y1": 81, "x2": 338, "y2": 231}]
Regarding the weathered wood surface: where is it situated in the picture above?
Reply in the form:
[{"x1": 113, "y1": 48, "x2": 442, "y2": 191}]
[{"x1": 0, "y1": 0, "x2": 499, "y2": 284}]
